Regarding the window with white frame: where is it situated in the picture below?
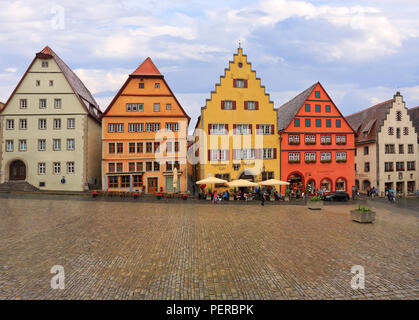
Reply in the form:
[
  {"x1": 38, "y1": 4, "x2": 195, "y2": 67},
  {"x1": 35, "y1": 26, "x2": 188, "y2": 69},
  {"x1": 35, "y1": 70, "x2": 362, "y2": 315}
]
[
  {"x1": 38, "y1": 163, "x2": 46, "y2": 175},
  {"x1": 6, "y1": 140, "x2": 13, "y2": 152},
  {"x1": 165, "y1": 122, "x2": 179, "y2": 132},
  {"x1": 108, "y1": 124, "x2": 115, "y2": 132},
  {"x1": 235, "y1": 124, "x2": 251, "y2": 135},
  {"x1": 53, "y1": 162, "x2": 61, "y2": 174},
  {"x1": 53, "y1": 139, "x2": 61, "y2": 151},
  {"x1": 116, "y1": 124, "x2": 124, "y2": 132},
  {"x1": 288, "y1": 152, "x2": 300, "y2": 161},
  {"x1": 53, "y1": 119, "x2": 61, "y2": 129},
  {"x1": 336, "y1": 152, "x2": 347, "y2": 161},
  {"x1": 305, "y1": 135, "x2": 315, "y2": 143},
  {"x1": 19, "y1": 119, "x2": 27, "y2": 130},
  {"x1": 39, "y1": 119, "x2": 47, "y2": 130},
  {"x1": 154, "y1": 103, "x2": 160, "y2": 112},
  {"x1": 54, "y1": 99, "x2": 61, "y2": 109},
  {"x1": 67, "y1": 118, "x2": 75, "y2": 129},
  {"x1": 210, "y1": 149, "x2": 228, "y2": 161},
  {"x1": 258, "y1": 124, "x2": 272, "y2": 135},
  {"x1": 224, "y1": 101, "x2": 233, "y2": 110},
  {"x1": 20, "y1": 99, "x2": 27, "y2": 109},
  {"x1": 236, "y1": 79, "x2": 245, "y2": 88},
  {"x1": 129, "y1": 123, "x2": 144, "y2": 132},
  {"x1": 305, "y1": 152, "x2": 316, "y2": 161},
  {"x1": 38, "y1": 139, "x2": 46, "y2": 151},
  {"x1": 247, "y1": 101, "x2": 256, "y2": 110},
  {"x1": 6, "y1": 119, "x2": 14, "y2": 130},
  {"x1": 210, "y1": 124, "x2": 227, "y2": 135},
  {"x1": 288, "y1": 134, "x2": 300, "y2": 144},
  {"x1": 320, "y1": 135, "x2": 331, "y2": 143},
  {"x1": 67, "y1": 162, "x2": 75, "y2": 174},
  {"x1": 67, "y1": 139, "x2": 75, "y2": 150},
  {"x1": 263, "y1": 148, "x2": 274, "y2": 159},
  {"x1": 235, "y1": 149, "x2": 255, "y2": 160},
  {"x1": 403, "y1": 127, "x2": 409, "y2": 135},
  {"x1": 388, "y1": 127, "x2": 394, "y2": 135},
  {"x1": 39, "y1": 99, "x2": 47, "y2": 109},
  {"x1": 336, "y1": 135, "x2": 346, "y2": 143},
  {"x1": 19, "y1": 140, "x2": 27, "y2": 151},
  {"x1": 320, "y1": 152, "x2": 332, "y2": 161}
]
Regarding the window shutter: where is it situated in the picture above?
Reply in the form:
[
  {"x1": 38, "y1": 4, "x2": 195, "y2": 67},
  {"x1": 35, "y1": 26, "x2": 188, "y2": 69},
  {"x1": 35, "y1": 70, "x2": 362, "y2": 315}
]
[
  {"x1": 233, "y1": 101, "x2": 236, "y2": 109},
  {"x1": 273, "y1": 148, "x2": 277, "y2": 159},
  {"x1": 233, "y1": 79, "x2": 237, "y2": 88},
  {"x1": 244, "y1": 80, "x2": 248, "y2": 88},
  {"x1": 271, "y1": 125, "x2": 274, "y2": 134},
  {"x1": 221, "y1": 101, "x2": 225, "y2": 109},
  {"x1": 208, "y1": 124, "x2": 211, "y2": 134},
  {"x1": 232, "y1": 149, "x2": 236, "y2": 160},
  {"x1": 233, "y1": 124, "x2": 236, "y2": 134},
  {"x1": 225, "y1": 124, "x2": 229, "y2": 133},
  {"x1": 208, "y1": 150, "x2": 211, "y2": 161},
  {"x1": 244, "y1": 101, "x2": 248, "y2": 110},
  {"x1": 225, "y1": 150, "x2": 229, "y2": 161},
  {"x1": 256, "y1": 124, "x2": 260, "y2": 134},
  {"x1": 255, "y1": 101, "x2": 259, "y2": 110},
  {"x1": 249, "y1": 124, "x2": 252, "y2": 134}
]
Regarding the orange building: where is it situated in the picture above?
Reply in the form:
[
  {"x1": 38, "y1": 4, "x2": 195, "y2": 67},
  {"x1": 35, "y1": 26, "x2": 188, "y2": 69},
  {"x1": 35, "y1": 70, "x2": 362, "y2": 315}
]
[
  {"x1": 101, "y1": 58, "x2": 190, "y2": 193},
  {"x1": 277, "y1": 82, "x2": 355, "y2": 194}
]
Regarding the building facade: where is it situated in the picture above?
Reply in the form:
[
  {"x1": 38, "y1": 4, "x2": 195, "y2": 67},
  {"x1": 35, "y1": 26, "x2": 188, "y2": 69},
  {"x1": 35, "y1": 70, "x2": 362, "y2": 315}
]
[
  {"x1": 347, "y1": 92, "x2": 417, "y2": 196},
  {"x1": 101, "y1": 57, "x2": 190, "y2": 194},
  {"x1": 0, "y1": 46, "x2": 102, "y2": 191},
  {"x1": 278, "y1": 82, "x2": 355, "y2": 194},
  {"x1": 407, "y1": 106, "x2": 419, "y2": 192},
  {"x1": 193, "y1": 47, "x2": 279, "y2": 187}
]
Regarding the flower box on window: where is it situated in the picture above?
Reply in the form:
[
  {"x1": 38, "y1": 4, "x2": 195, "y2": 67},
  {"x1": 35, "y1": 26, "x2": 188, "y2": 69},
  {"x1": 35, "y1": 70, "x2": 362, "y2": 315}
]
[
  {"x1": 320, "y1": 142, "x2": 332, "y2": 145},
  {"x1": 288, "y1": 160, "x2": 301, "y2": 163},
  {"x1": 336, "y1": 141, "x2": 346, "y2": 145},
  {"x1": 305, "y1": 160, "x2": 316, "y2": 164},
  {"x1": 336, "y1": 159, "x2": 347, "y2": 163},
  {"x1": 320, "y1": 159, "x2": 332, "y2": 163},
  {"x1": 289, "y1": 141, "x2": 300, "y2": 145},
  {"x1": 305, "y1": 141, "x2": 316, "y2": 145}
]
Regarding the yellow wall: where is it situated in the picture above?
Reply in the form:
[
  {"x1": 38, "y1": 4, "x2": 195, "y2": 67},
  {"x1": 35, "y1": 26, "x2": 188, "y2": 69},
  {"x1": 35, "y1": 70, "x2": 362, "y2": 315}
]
[{"x1": 195, "y1": 47, "x2": 279, "y2": 190}]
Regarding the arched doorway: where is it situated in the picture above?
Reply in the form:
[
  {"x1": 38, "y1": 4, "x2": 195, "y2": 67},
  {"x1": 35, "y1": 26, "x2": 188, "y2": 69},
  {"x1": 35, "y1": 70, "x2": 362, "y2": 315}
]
[
  {"x1": 335, "y1": 177, "x2": 346, "y2": 192},
  {"x1": 306, "y1": 179, "x2": 315, "y2": 195},
  {"x1": 238, "y1": 169, "x2": 257, "y2": 182},
  {"x1": 362, "y1": 180, "x2": 370, "y2": 191},
  {"x1": 9, "y1": 160, "x2": 26, "y2": 181},
  {"x1": 355, "y1": 179, "x2": 360, "y2": 190},
  {"x1": 320, "y1": 178, "x2": 332, "y2": 192},
  {"x1": 287, "y1": 172, "x2": 304, "y2": 190}
]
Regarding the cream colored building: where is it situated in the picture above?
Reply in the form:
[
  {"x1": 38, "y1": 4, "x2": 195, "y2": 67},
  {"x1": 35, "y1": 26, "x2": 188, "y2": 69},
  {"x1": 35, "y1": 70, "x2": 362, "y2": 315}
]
[
  {"x1": 347, "y1": 92, "x2": 417, "y2": 196},
  {"x1": 0, "y1": 46, "x2": 102, "y2": 191}
]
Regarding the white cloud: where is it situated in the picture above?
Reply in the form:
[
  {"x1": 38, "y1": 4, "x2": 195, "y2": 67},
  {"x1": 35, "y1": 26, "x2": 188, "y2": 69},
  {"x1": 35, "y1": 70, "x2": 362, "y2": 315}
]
[{"x1": 74, "y1": 68, "x2": 130, "y2": 94}]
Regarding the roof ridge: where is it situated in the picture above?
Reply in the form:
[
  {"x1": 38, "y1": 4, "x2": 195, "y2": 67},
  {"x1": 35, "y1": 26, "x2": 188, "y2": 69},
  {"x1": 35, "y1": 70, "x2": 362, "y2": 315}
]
[
  {"x1": 131, "y1": 57, "x2": 162, "y2": 76},
  {"x1": 346, "y1": 99, "x2": 393, "y2": 119}
]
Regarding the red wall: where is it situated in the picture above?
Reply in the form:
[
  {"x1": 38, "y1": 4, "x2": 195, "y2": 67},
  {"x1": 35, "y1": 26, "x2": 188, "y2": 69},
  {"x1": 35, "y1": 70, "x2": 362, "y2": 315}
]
[{"x1": 280, "y1": 83, "x2": 355, "y2": 194}]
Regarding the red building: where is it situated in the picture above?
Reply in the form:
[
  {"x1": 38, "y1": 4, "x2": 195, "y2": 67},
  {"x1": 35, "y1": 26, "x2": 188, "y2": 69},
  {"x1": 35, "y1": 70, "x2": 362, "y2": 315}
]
[{"x1": 277, "y1": 82, "x2": 355, "y2": 195}]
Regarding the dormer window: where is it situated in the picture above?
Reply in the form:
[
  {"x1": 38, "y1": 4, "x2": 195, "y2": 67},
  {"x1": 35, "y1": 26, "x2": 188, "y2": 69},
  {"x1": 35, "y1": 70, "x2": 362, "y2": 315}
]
[
  {"x1": 49, "y1": 80, "x2": 54, "y2": 87},
  {"x1": 42, "y1": 61, "x2": 48, "y2": 68},
  {"x1": 139, "y1": 83, "x2": 144, "y2": 89}
]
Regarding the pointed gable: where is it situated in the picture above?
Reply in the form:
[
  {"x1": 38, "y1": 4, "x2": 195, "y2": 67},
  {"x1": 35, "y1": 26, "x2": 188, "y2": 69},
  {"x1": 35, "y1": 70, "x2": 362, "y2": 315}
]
[
  {"x1": 131, "y1": 57, "x2": 162, "y2": 77},
  {"x1": 1, "y1": 46, "x2": 101, "y2": 120}
]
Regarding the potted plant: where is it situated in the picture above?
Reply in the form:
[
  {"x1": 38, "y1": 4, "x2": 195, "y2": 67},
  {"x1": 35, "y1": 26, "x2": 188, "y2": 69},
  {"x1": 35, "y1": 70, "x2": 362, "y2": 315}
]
[
  {"x1": 156, "y1": 193, "x2": 163, "y2": 200},
  {"x1": 229, "y1": 189, "x2": 234, "y2": 201},
  {"x1": 92, "y1": 190, "x2": 98, "y2": 198},
  {"x1": 308, "y1": 196, "x2": 323, "y2": 210},
  {"x1": 133, "y1": 191, "x2": 139, "y2": 199},
  {"x1": 351, "y1": 205, "x2": 376, "y2": 223},
  {"x1": 206, "y1": 188, "x2": 212, "y2": 200}
]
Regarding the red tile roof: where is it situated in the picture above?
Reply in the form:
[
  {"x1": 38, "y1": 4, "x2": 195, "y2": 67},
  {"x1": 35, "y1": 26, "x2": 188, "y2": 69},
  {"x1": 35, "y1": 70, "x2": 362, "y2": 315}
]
[
  {"x1": 40, "y1": 45, "x2": 54, "y2": 56},
  {"x1": 131, "y1": 57, "x2": 162, "y2": 76}
]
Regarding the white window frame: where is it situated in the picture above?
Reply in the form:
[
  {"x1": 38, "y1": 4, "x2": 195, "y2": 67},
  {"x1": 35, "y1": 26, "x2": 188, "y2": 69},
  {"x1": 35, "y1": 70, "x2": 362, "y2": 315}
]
[
  {"x1": 6, "y1": 140, "x2": 14, "y2": 152},
  {"x1": 6, "y1": 119, "x2": 14, "y2": 130},
  {"x1": 39, "y1": 119, "x2": 47, "y2": 130},
  {"x1": 263, "y1": 148, "x2": 274, "y2": 159},
  {"x1": 67, "y1": 118, "x2": 75, "y2": 129},
  {"x1": 210, "y1": 149, "x2": 227, "y2": 161},
  {"x1": 236, "y1": 79, "x2": 245, "y2": 88},
  {"x1": 247, "y1": 101, "x2": 256, "y2": 110},
  {"x1": 305, "y1": 135, "x2": 315, "y2": 143},
  {"x1": 38, "y1": 139, "x2": 46, "y2": 151},
  {"x1": 67, "y1": 162, "x2": 75, "y2": 174},
  {"x1": 224, "y1": 101, "x2": 233, "y2": 110},
  {"x1": 288, "y1": 152, "x2": 300, "y2": 161},
  {"x1": 67, "y1": 139, "x2": 75, "y2": 151},
  {"x1": 38, "y1": 163, "x2": 46, "y2": 175},
  {"x1": 20, "y1": 99, "x2": 27, "y2": 109},
  {"x1": 259, "y1": 124, "x2": 272, "y2": 135},
  {"x1": 19, "y1": 140, "x2": 27, "y2": 152},
  {"x1": 54, "y1": 98, "x2": 61, "y2": 109},
  {"x1": 39, "y1": 99, "x2": 47, "y2": 109},
  {"x1": 154, "y1": 103, "x2": 160, "y2": 112},
  {"x1": 19, "y1": 119, "x2": 27, "y2": 130},
  {"x1": 116, "y1": 124, "x2": 124, "y2": 132},
  {"x1": 53, "y1": 139, "x2": 61, "y2": 151},
  {"x1": 211, "y1": 124, "x2": 226, "y2": 135},
  {"x1": 53, "y1": 119, "x2": 61, "y2": 129},
  {"x1": 53, "y1": 162, "x2": 61, "y2": 174},
  {"x1": 320, "y1": 152, "x2": 332, "y2": 161}
]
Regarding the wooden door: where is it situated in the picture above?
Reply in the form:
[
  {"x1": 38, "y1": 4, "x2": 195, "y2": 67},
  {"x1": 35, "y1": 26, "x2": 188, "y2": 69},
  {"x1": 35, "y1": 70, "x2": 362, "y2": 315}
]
[
  {"x1": 147, "y1": 177, "x2": 158, "y2": 193},
  {"x1": 10, "y1": 160, "x2": 26, "y2": 181}
]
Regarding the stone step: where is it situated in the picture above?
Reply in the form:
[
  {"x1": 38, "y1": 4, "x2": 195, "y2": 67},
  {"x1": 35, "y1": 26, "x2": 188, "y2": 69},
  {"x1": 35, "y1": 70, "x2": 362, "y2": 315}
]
[{"x1": 0, "y1": 181, "x2": 39, "y2": 192}]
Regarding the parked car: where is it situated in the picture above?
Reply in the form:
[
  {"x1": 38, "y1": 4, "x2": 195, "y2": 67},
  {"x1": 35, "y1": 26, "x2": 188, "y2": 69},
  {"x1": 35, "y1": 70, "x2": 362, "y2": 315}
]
[{"x1": 322, "y1": 191, "x2": 350, "y2": 201}]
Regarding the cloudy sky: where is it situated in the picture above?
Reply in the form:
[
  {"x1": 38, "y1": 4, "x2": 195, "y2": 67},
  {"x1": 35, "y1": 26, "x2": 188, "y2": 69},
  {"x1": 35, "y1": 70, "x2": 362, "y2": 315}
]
[{"x1": 0, "y1": 0, "x2": 418, "y2": 129}]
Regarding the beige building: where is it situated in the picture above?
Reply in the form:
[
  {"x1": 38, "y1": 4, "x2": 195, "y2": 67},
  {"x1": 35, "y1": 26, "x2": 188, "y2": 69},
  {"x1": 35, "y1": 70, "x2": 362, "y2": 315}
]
[
  {"x1": 407, "y1": 106, "x2": 419, "y2": 191},
  {"x1": 347, "y1": 92, "x2": 417, "y2": 196},
  {"x1": 0, "y1": 46, "x2": 102, "y2": 191}
]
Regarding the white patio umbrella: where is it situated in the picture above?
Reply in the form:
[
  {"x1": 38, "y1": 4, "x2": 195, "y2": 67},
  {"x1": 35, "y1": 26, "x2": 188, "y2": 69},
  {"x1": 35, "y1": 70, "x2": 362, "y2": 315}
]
[
  {"x1": 196, "y1": 176, "x2": 228, "y2": 185},
  {"x1": 259, "y1": 179, "x2": 290, "y2": 186},
  {"x1": 173, "y1": 167, "x2": 178, "y2": 192},
  {"x1": 227, "y1": 179, "x2": 258, "y2": 187}
]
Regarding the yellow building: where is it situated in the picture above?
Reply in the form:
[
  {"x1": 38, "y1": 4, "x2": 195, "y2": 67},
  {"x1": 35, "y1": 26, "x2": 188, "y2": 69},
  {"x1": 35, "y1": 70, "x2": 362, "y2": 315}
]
[{"x1": 192, "y1": 46, "x2": 279, "y2": 189}]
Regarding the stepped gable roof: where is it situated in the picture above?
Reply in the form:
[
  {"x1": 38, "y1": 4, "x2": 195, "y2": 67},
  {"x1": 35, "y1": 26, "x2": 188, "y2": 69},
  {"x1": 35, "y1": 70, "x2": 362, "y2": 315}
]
[
  {"x1": 277, "y1": 83, "x2": 317, "y2": 131},
  {"x1": 2, "y1": 46, "x2": 101, "y2": 121},
  {"x1": 407, "y1": 106, "x2": 419, "y2": 140},
  {"x1": 346, "y1": 99, "x2": 393, "y2": 144}
]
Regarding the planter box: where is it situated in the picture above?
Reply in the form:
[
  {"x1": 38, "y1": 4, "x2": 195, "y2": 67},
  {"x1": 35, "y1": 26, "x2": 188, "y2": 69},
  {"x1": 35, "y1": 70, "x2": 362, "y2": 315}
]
[
  {"x1": 308, "y1": 201, "x2": 323, "y2": 210},
  {"x1": 284, "y1": 196, "x2": 290, "y2": 201},
  {"x1": 206, "y1": 195, "x2": 211, "y2": 200},
  {"x1": 351, "y1": 210, "x2": 376, "y2": 223},
  {"x1": 270, "y1": 197, "x2": 275, "y2": 201},
  {"x1": 229, "y1": 196, "x2": 234, "y2": 201}
]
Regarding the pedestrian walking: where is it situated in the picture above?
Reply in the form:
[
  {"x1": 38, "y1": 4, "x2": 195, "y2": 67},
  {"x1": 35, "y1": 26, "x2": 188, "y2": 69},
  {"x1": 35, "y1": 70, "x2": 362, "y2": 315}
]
[{"x1": 261, "y1": 191, "x2": 266, "y2": 206}]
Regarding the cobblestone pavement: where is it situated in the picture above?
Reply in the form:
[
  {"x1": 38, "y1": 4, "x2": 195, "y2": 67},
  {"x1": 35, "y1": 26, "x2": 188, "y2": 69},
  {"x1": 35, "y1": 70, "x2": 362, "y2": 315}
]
[{"x1": 0, "y1": 196, "x2": 417, "y2": 300}]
